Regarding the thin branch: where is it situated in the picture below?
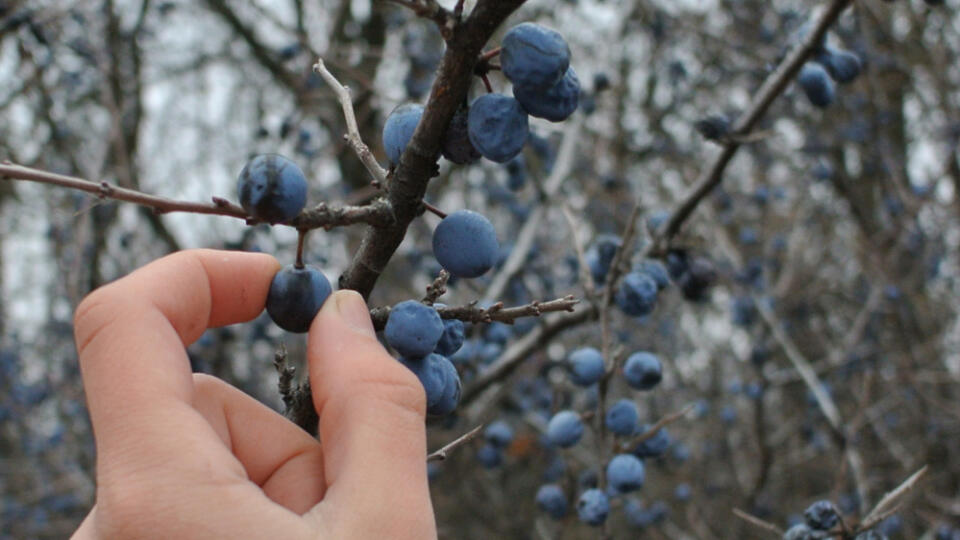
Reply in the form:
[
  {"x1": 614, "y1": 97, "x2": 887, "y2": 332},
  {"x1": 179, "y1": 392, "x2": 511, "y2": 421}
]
[
  {"x1": 422, "y1": 270, "x2": 450, "y2": 304},
  {"x1": 312, "y1": 59, "x2": 389, "y2": 187},
  {"x1": 732, "y1": 508, "x2": 784, "y2": 537},
  {"x1": 483, "y1": 116, "x2": 580, "y2": 303},
  {"x1": 859, "y1": 466, "x2": 928, "y2": 530},
  {"x1": 427, "y1": 424, "x2": 483, "y2": 462},
  {"x1": 0, "y1": 162, "x2": 394, "y2": 230},
  {"x1": 370, "y1": 295, "x2": 580, "y2": 331},
  {"x1": 619, "y1": 403, "x2": 695, "y2": 451}
]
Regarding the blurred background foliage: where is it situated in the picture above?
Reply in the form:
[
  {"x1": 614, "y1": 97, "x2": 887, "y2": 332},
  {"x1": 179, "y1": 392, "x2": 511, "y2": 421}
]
[{"x1": 1, "y1": 0, "x2": 959, "y2": 538}]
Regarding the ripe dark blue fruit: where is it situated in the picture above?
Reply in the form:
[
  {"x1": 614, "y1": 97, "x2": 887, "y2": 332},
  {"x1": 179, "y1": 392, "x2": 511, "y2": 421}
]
[
  {"x1": 606, "y1": 454, "x2": 645, "y2": 494},
  {"x1": 385, "y1": 300, "x2": 444, "y2": 358},
  {"x1": 783, "y1": 523, "x2": 827, "y2": 540},
  {"x1": 615, "y1": 271, "x2": 659, "y2": 317},
  {"x1": 623, "y1": 352, "x2": 662, "y2": 390},
  {"x1": 546, "y1": 410, "x2": 584, "y2": 448},
  {"x1": 237, "y1": 154, "x2": 308, "y2": 224},
  {"x1": 398, "y1": 353, "x2": 459, "y2": 415},
  {"x1": 535, "y1": 484, "x2": 568, "y2": 519},
  {"x1": 585, "y1": 234, "x2": 622, "y2": 285},
  {"x1": 382, "y1": 103, "x2": 424, "y2": 164},
  {"x1": 484, "y1": 420, "x2": 514, "y2": 448},
  {"x1": 804, "y1": 500, "x2": 839, "y2": 530},
  {"x1": 567, "y1": 347, "x2": 605, "y2": 386},
  {"x1": 476, "y1": 443, "x2": 502, "y2": 469},
  {"x1": 605, "y1": 398, "x2": 639, "y2": 436},
  {"x1": 632, "y1": 425, "x2": 670, "y2": 458},
  {"x1": 501, "y1": 22, "x2": 570, "y2": 90},
  {"x1": 441, "y1": 106, "x2": 481, "y2": 165},
  {"x1": 432, "y1": 304, "x2": 465, "y2": 356},
  {"x1": 429, "y1": 355, "x2": 461, "y2": 416},
  {"x1": 576, "y1": 488, "x2": 610, "y2": 526},
  {"x1": 513, "y1": 66, "x2": 580, "y2": 122},
  {"x1": 798, "y1": 62, "x2": 835, "y2": 108},
  {"x1": 637, "y1": 259, "x2": 670, "y2": 290},
  {"x1": 816, "y1": 47, "x2": 862, "y2": 84},
  {"x1": 265, "y1": 264, "x2": 332, "y2": 333},
  {"x1": 432, "y1": 210, "x2": 499, "y2": 278},
  {"x1": 467, "y1": 94, "x2": 529, "y2": 163}
]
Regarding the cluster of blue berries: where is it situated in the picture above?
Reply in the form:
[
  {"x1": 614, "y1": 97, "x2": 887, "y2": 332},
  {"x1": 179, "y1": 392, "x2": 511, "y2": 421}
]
[
  {"x1": 381, "y1": 21, "x2": 582, "y2": 280},
  {"x1": 385, "y1": 300, "x2": 463, "y2": 416},
  {"x1": 797, "y1": 37, "x2": 863, "y2": 108},
  {"x1": 534, "y1": 349, "x2": 669, "y2": 527},
  {"x1": 782, "y1": 500, "x2": 896, "y2": 539}
]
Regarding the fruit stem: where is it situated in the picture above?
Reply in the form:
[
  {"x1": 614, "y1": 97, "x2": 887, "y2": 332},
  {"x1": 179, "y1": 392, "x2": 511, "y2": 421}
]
[
  {"x1": 479, "y1": 47, "x2": 501, "y2": 62},
  {"x1": 295, "y1": 229, "x2": 308, "y2": 269},
  {"x1": 481, "y1": 74, "x2": 494, "y2": 93},
  {"x1": 422, "y1": 200, "x2": 448, "y2": 219}
]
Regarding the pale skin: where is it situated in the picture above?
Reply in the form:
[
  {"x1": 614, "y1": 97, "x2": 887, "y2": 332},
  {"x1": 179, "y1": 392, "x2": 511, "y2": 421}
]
[{"x1": 71, "y1": 249, "x2": 437, "y2": 539}]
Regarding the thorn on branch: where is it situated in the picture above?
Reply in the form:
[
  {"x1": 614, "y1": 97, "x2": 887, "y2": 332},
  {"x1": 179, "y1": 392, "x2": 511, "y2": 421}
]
[
  {"x1": 423, "y1": 270, "x2": 450, "y2": 304},
  {"x1": 427, "y1": 424, "x2": 483, "y2": 462}
]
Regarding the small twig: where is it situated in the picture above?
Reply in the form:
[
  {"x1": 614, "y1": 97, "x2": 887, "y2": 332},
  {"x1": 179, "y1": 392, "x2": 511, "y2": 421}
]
[
  {"x1": 481, "y1": 73, "x2": 494, "y2": 93},
  {"x1": 427, "y1": 424, "x2": 484, "y2": 462},
  {"x1": 294, "y1": 229, "x2": 308, "y2": 269},
  {"x1": 859, "y1": 465, "x2": 929, "y2": 530},
  {"x1": 620, "y1": 403, "x2": 695, "y2": 451},
  {"x1": 312, "y1": 59, "x2": 389, "y2": 186},
  {"x1": 370, "y1": 295, "x2": 580, "y2": 330},
  {"x1": 560, "y1": 203, "x2": 596, "y2": 296},
  {"x1": 732, "y1": 508, "x2": 784, "y2": 537},
  {"x1": 479, "y1": 47, "x2": 501, "y2": 62},
  {"x1": 422, "y1": 200, "x2": 448, "y2": 219},
  {"x1": 422, "y1": 270, "x2": 450, "y2": 304}
]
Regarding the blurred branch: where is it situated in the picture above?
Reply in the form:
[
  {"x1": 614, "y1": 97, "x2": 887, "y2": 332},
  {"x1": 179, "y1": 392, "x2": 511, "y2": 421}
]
[
  {"x1": 483, "y1": 117, "x2": 580, "y2": 304},
  {"x1": 732, "y1": 508, "x2": 783, "y2": 537},
  {"x1": 858, "y1": 465, "x2": 928, "y2": 530},
  {"x1": 652, "y1": 0, "x2": 856, "y2": 252}
]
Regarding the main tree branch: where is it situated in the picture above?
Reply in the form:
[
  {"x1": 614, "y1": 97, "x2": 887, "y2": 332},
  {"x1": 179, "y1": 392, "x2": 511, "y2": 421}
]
[{"x1": 338, "y1": 0, "x2": 527, "y2": 299}]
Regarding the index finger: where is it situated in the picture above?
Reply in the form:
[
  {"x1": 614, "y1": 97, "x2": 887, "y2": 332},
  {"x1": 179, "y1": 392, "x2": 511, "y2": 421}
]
[{"x1": 73, "y1": 249, "x2": 280, "y2": 461}]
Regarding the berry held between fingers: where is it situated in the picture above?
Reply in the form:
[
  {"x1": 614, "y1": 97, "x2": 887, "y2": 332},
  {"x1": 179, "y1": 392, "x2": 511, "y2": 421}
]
[{"x1": 265, "y1": 264, "x2": 332, "y2": 333}]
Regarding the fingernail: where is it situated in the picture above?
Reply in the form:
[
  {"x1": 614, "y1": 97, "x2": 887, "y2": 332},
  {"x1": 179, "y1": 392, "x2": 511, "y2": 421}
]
[{"x1": 334, "y1": 290, "x2": 375, "y2": 337}]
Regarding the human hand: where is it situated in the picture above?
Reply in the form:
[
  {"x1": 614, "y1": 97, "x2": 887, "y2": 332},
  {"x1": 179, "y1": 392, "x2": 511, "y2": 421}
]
[{"x1": 71, "y1": 249, "x2": 436, "y2": 539}]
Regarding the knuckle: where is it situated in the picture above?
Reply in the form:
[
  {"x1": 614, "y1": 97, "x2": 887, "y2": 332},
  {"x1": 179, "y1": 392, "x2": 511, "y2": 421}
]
[
  {"x1": 355, "y1": 363, "x2": 427, "y2": 419},
  {"x1": 73, "y1": 286, "x2": 128, "y2": 357}
]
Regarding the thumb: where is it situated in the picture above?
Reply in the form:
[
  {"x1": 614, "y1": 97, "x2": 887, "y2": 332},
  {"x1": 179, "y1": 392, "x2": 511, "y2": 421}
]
[{"x1": 306, "y1": 290, "x2": 436, "y2": 539}]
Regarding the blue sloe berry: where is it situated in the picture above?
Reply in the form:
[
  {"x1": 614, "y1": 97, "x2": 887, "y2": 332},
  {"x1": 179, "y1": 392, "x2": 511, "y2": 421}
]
[
  {"x1": 467, "y1": 94, "x2": 529, "y2": 163},
  {"x1": 385, "y1": 300, "x2": 444, "y2": 358},
  {"x1": 382, "y1": 103, "x2": 424, "y2": 164},
  {"x1": 615, "y1": 271, "x2": 659, "y2": 317},
  {"x1": 441, "y1": 106, "x2": 481, "y2": 165},
  {"x1": 265, "y1": 264, "x2": 332, "y2": 333},
  {"x1": 501, "y1": 22, "x2": 570, "y2": 90},
  {"x1": 816, "y1": 47, "x2": 862, "y2": 84},
  {"x1": 576, "y1": 488, "x2": 610, "y2": 526},
  {"x1": 237, "y1": 154, "x2": 308, "y2": 224},
  {"x1": 484, "y1": 420, "x2": 514, "y2": 448},
  {"x1": 798, "y1": 62, "x2": 835, "y2": 108},
  {"x1": 804, "y1": 500, "x2": 839, "y2": 531},
  {"x1": 605, "y1": 398, "x2": 639, "y2": 436},
  {"x1": 535, "y1": 484, "x2": 568, "y2": 519},
  {"x1": 632, "y1": 425, "x2": 670, "y2": 458},
  {"x1": 513, "y1": 66, "x2": 580, "y2": 122},
  {"x1": 476, "y1": 443, "x2": 502, "y2": 469},
  {"x1": 432, "y1": 304, "x2": 465, "y2": 356},
  {"x1": 432, "y1": 209, "x2": 499, "y2": 278},
  {"x1": 606, "y1": 454, "x2": 646, "y2": 494},
  {"x1": 567, "y1": 347, "x2": 605, "y2": 386},
  {"x1": 623, "y1": 352, "x2": 662, "y2": 390},
  {"x1": 637, "y1": 259, "x2": 670, "y2": 290},
  {"x1": 546, "y1": 410, "x2": 584, "y2": 448}
]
